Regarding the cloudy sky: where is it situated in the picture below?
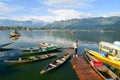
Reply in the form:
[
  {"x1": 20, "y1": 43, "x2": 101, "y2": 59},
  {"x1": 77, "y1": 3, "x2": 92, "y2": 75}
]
[{"x1": 0, "y1": 0, "x2": 120, "y2": 22}]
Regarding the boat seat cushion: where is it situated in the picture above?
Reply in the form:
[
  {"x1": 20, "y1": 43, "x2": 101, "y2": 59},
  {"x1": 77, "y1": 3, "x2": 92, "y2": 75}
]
[{"x1": 91, "y1": 61, "x2": 103, "y2": 67}]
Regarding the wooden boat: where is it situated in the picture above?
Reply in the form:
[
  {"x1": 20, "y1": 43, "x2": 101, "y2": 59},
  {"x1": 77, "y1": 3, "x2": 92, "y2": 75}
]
[
  {"x1": 10, "y1": 30, "x2": 21, "y2": 37},
  {"x1": 0, "y1": 42, "x2": 13, "y2": 51},
  {"x1": 4, "y1": 53, "x2": 57, "y2": 63},
  {"x1": 83, "y1": 51, "x2": 120, "y2": 80},
  {"x1": 0, "y1": 43, "x2": 12, "y2": 48},
  {"x1": 40, "y1": 53, "x2": 71, "y2": 74},
  {"x1": 0, "y1": 47, "x2": 13, "y2": 51},
  {"x1": 20, "y1": 45, "x2": 61, "y2": 54}
]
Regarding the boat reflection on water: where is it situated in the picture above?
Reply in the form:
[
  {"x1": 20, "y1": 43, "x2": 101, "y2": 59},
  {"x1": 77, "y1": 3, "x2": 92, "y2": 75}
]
[{"x1": 10, "y1": 36, "x2": 20, "y2": 41}]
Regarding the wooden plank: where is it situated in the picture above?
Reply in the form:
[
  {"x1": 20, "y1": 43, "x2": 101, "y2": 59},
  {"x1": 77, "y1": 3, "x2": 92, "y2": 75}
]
[{"x1": 71, "y1": 57, "x2": 105, "y2": 80}]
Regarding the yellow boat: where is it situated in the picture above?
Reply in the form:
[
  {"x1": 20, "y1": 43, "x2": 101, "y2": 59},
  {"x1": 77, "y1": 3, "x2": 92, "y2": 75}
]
[{"x1": 85, "y1": 41, "x2": 120, "y2": 69}]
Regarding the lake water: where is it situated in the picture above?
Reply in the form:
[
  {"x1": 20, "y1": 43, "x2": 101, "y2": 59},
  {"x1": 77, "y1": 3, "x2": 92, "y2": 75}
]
[{"x1": 0, "y1": 30, "x2": 120, "y2": 80}]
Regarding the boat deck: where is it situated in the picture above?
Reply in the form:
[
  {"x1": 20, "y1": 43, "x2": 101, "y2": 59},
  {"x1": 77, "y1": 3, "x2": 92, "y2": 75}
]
[{"x1": 71, "y1": 56, "x2": 105, "y2": 80}]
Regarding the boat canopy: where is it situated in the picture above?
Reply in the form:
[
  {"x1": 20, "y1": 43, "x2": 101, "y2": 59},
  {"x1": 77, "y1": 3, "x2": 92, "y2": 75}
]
[
  {"x1": 113, "y1": 41, "x2": 120, "y2": 47},
  {"x1": 99, "y1": 41, "x2": 120, "y2": 59},
  {"x1": 99, "y1": 41, "x2": 120, "y2": 51}
]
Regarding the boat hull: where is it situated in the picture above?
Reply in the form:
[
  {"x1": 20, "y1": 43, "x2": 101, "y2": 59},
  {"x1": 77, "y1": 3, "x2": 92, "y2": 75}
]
[
  {"x1": 21, "y1": 46, "x2": 61, "y2": 54},
  {"x1": 4, "y1": 53, "x2": 57, "y2": 64}
]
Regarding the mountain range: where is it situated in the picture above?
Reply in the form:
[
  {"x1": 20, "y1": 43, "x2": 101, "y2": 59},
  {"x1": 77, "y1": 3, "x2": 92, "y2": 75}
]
[
  {"x1": 44, "y1": 16, "x2": 120, "y2": 31},
  {"x1": 0, "y1": 16, "x2": 120, "y2": 31},
  {"x1": 0, "y1": 19, "x2": 47, "y2": 28}
]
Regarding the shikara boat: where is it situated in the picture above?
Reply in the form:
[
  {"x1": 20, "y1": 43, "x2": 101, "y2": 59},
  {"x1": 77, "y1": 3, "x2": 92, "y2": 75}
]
[
  {"x1": 86, "y1": 49, "x2": 120, "y2": 69},
  {"x1": 10, "y1": 30, "x2": 21, "y2": 37},
  {"x1": 83, "y1": 51, "x2": 120, "y2": 80},
  {"x1": 4, "y1": 53, "x2": 57, "y2": 63},
  {"x1": 40, "y1": 53, "x2": 71, "y2": 74},
  {"x1": 84, "y1": 41, "x2": 120, "y2": 69},
  {"x1": 20, "y1": 45, "x2": 61, "y2": 54}
]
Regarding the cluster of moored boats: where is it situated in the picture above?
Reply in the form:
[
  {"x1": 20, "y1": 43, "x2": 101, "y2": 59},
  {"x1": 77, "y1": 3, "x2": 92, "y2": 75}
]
[
  {"x1": 2, "y1": 40, "x2": 120, "y2": 79},
  {"x1": 3, "y1": 42, "x2": 72, "y2": 74},
  {"x1": 85, "y1": 41, "x2": 120, "y2": 69},
  {"x1": 82, "y1": 51, "x2": 120, "y2": 80},
  {"x1": 81, "y1": 41, "x2": 120, "y2": 80}
]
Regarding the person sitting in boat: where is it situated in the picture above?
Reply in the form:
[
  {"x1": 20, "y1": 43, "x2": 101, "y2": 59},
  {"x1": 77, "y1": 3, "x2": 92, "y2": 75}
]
[
  {"x1": 107, "y1": 54, "x2": 120, "y2": 60},
  {"x1": 109, "y1": 49, "x2": 116, "y2": 56},
  {"x1": 108, "y1": 50, "x2": 120, "y2": 60}
]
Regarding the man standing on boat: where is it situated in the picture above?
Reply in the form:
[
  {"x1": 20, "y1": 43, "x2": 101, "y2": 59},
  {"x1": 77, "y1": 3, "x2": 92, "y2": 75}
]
[{"x1": 72, "y1": 40, "x2": 78, "y2": 57}]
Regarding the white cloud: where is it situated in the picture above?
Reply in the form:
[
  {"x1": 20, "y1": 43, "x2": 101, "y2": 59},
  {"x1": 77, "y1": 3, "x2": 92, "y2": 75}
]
[
  {"x1": 49, "y1": 9, "x2": 91, "y2": 21},
  {"x1": 10, "y1": 15, "x2": 54, "y2": 22},
  {"x1": 43, "y1": 0, "x2": 95, "y2": 9},
  {"x1": 0, "y1": 2, "x2": 23, "y2": 14},
  {"x1": 102, "y1": 12, "x2": 120, "y2": 17},
  {"x1": 0, "y1": 2, "x2": 11, "y2": 14},
  {"x1": 0, "y1": 0, "x2": 94, "y2": 22},
  {"x1": 10, "y1": 9, "x2": 91, "y2": 22}
]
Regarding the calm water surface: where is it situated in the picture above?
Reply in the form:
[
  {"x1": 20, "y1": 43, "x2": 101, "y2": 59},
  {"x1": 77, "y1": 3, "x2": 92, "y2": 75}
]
[{"x1": 0, "y1": 30, "x2": 120, "y2": 80}]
